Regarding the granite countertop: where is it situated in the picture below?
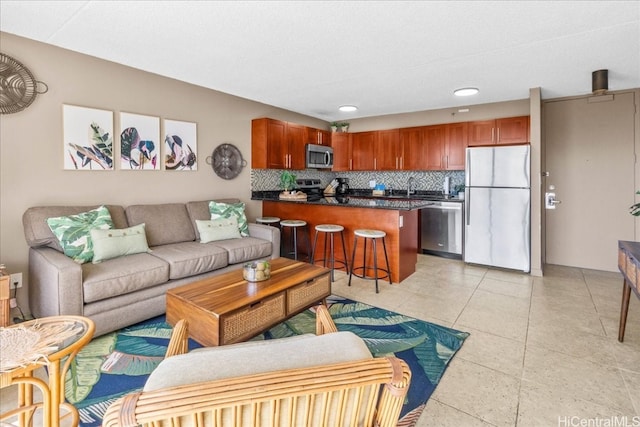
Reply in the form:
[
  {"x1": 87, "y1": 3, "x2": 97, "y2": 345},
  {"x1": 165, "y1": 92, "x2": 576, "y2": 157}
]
[{"x1": 252, "y1": 190, "x2": 462, "y2": 211}]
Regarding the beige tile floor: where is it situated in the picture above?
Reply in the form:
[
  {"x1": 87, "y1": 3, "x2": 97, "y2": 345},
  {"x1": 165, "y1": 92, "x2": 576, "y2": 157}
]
[
  {"x1": 332, "y1": 254, "x2": 640, "y2": 426},
  {"x1": 2, "y1": 254, "x2": 639, "y2": 426}
]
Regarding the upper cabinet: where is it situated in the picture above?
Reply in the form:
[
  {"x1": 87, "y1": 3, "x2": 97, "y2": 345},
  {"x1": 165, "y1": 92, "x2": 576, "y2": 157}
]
[
  {"x1": 307, "y1": 128, "x2": 331, "y2": 146},
  {"x1": 331, "y1": 132, "x2": 352, "y2": 171},
  {"x1": 398, "y1": 123, "x2": 466, "y2": 171},
  {"x1": 351, "y1": 131, "x2": 377, "y2": 170},
  {"x1": 375, "y1": 129, "x2": 401, "y2": 170},
  {"x1": 252, "y1": 115, "x2": 526, "y2": 170},
  {"x1": 468, "y1": 116, "x2": 529, "y2": 146},
  {"x1": 251, "y1": 118, "x2": 305, "y2": 169},
  {"x1": 399, "y1": 127, "x2": 424, "y2": 170},
  {"x1": 444, "y1": 122, "x2": 468, "y2": 170},
  {"x1": 422, "y1": 125, "x2": 447, "y2": 170}
]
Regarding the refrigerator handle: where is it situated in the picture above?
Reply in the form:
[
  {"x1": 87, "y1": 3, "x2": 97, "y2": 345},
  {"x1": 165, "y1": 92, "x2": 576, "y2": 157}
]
[
  {"x1": 465, "y1": 188, "x2": 470, "y2": 225},
  {"x1": 465, "y1": 148, "x2": 470, "y2": 187}
]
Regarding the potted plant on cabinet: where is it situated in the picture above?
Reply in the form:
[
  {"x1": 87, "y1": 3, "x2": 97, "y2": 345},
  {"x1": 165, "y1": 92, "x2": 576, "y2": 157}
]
[
  {"x1": 280, "y1": 171, "x2": 297, "y2": 194},
  {"x1": 340, "y1": 122, "x2": 350, "y2": 132},
  {"x1": 330, "y1": 122, "x2": 339, "y2": 132}
]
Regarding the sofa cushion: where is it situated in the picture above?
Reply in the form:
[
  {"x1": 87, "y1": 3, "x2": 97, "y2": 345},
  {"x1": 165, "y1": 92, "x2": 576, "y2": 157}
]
[
  {"x1": 185, "y1": 199, "x2": 241, "y2": 240},
  {"x1": 196, "y1": 218, "x2": 241, "y2": 243},
  {"x1": 149, "y1": 242, "x2": 229, "y2": 280},
  {"x1": 144, "y1": 331, "x2": 372, "y2": 391},
  {"x1": 46, "y1": 206, "x2": 114, "y2": 264},
  {"x1": 209, "y1": 237, "x2": 272, "y2": 264},
  {"x1": 126, "y1": 203, "x2": 195, "y2": 246},
  {"x1": 82, "y1": 252, "x2": 169, "y2": 303},
  {"x1": 23, "y1": 205, "x2": 128, "y2": 251},
  {"x1": 208, "y1": 201, "x2": 249, "y2": 237},
  {"x1": 91, "y1": 223, "x2": 151, "y2": 263}
]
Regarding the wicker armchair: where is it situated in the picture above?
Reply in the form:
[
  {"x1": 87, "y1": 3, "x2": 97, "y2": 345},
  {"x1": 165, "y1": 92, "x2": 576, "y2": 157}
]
[{"x1": 103, "y1": 305, "x2": 411, "y2": 427}]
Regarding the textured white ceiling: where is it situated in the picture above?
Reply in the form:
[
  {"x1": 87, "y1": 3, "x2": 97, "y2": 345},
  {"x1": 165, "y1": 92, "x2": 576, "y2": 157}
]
[{"x1": 1, "y1": 1, "x2": 639, "y2": 121}]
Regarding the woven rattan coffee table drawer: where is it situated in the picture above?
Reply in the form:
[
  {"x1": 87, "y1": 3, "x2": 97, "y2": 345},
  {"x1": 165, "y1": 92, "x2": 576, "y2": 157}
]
[{"x1": 166, "y1": 258, "x2": 331, "y2": 346}]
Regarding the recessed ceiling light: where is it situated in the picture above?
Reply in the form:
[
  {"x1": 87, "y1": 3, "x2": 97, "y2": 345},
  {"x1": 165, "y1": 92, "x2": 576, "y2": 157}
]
[
  {"x1": 338, "y1": 105, "x2": 358, "y2": 112},
  {"x1": 453, "y1": 87, "x2": 479, "y2": 97}
]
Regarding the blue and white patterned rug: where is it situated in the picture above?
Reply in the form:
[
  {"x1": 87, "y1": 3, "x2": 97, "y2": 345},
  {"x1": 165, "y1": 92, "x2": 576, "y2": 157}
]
[{"x1": 66, "y1": 295, "x2": 469, "y2": 427}]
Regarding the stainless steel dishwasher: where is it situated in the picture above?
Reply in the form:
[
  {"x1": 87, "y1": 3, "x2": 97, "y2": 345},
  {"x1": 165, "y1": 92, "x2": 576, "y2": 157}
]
[{"x1": 421, "y1": 201, "x2": 463, "y2": 259}]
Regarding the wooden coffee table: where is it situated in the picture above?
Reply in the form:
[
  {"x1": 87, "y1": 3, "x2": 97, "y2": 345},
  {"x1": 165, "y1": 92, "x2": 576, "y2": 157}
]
[{"x1": 166, "y1": 258, "x2": 331, "y2": 346}]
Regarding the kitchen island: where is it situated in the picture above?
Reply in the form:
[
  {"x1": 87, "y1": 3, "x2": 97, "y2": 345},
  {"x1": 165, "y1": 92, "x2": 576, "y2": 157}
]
[{"x1": 255, "y1": 193, "x2": 434, "y2": 283}]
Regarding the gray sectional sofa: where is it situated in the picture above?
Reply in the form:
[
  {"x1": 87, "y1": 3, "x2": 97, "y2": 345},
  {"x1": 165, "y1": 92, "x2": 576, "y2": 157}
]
[{"x1": 22, "y1": 199, "x2": 280, "y2": 336}]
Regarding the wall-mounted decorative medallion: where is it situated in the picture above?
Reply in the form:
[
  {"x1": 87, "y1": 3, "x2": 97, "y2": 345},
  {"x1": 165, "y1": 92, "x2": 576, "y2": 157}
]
[
  {"x1": 0, "y1": 53, "x2": 48, "y2": 114},
  {"x1": 207, "y1": 143, "x2": 246, "y2": 180}
]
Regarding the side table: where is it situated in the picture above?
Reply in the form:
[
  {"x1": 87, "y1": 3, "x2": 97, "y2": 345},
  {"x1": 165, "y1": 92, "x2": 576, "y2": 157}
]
[
  {"x1": 1, "y1": 315, "x2": 95, "y2": 427},
  {"x1": 617, "y1": 240, "x2": 640, "y2": 342},
  {"x1": 0, "y1": 272, "x2": 10, "y2": 327}
]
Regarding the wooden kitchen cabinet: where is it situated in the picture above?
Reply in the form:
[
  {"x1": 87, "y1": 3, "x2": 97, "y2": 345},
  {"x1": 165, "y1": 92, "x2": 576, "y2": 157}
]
[
  {"x1": 423, "y1": 125, "x2": 446, "y2": 170},
  {"x1": 286, "y1": 123, "x2": 306, "y2": 169},
  {"x1": 496, "y1": 116, "x2": 529, "y2": 144},
  {"x1": 251, "y1": 118, "x2": 305, "y2": 169},
  {"x1": 400, "y1": 124, "x2": 465, "y2": 171},
  {"x1": 444, "y1": 122, "x2": 468, "y2": 170},
  {"x1": 468, "y1": 116, "x2": 529, "y2": 146},
  {"x1": 307, "y1": 127, "x2": 330, "y2": 146},
  {"x1": 399, "y1": 127, "x2": 425, "y2": 170},
  {"x1": 331, "y1": 132, "x2": 352, "y2": 171},
  {"x1": 375, "y1": 129, "x2": 401, "y2": 170},
  {"x1": 351, "y1": 131, "x2": 377, "y2": 170}
]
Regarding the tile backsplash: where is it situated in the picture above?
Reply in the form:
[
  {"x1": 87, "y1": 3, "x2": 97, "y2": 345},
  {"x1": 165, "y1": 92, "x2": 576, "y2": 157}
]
[{"x1": 251, "y1": 169, "x2": 465, "y2": 193}]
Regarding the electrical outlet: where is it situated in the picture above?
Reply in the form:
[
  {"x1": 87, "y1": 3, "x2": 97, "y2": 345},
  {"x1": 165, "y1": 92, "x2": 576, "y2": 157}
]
[{"x1": 10, "y1": 272, "x2": 22, "y2": 289}]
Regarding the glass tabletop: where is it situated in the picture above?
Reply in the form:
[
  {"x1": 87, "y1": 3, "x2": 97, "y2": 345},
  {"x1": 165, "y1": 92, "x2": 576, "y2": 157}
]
[{"x1": 1, "y1": 316, "x2": 93, "y2": 373}]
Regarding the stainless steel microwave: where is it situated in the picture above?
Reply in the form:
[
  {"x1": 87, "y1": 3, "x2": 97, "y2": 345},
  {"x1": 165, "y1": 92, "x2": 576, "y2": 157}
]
[{"x1": 305, "y1": 144, "x2": 333, "y2": 169}]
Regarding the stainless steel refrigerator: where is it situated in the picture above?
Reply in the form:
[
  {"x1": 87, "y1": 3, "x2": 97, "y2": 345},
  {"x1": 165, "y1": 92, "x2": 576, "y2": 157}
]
[{"x1": 464, "y1": 145, "x2": 530, "y2": 272}]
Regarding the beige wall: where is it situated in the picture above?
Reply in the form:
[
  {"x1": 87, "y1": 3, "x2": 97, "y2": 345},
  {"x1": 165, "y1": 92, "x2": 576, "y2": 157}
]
[
  {"x1": 0, "y1": 32, "x2": 327, "y2": 313},
  {"x1": 347, "y1": 100, "x2": 530, "y2": 132},
  {"x1": 529, "y1": 88, "x2": 543, "y2": 277}
]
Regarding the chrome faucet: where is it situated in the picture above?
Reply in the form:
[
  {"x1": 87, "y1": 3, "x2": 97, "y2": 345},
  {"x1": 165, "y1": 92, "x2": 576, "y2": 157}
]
[{"x1": 406, "y1": 176, "x2": 415, "y2": 196}]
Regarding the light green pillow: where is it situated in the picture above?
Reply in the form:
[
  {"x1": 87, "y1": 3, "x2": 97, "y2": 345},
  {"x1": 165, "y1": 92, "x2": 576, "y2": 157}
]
[
  {"x1": 208, "y1": 201, "x2": 249, "y2": 237},
  {"x1": 90, "y1": 223, "x2": 151, "y2": 263},
  {"x1": 196, "y1": 217, "x2": 242, "y2": 243},
  {"x1": 46, "y1": 206, "x2": 114, "y2": 264}
]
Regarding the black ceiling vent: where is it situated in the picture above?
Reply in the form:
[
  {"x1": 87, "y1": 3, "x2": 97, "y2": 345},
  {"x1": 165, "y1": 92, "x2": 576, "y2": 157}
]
[{"x1": 592, "y1": 69, "x2": 608, "y2": 95}]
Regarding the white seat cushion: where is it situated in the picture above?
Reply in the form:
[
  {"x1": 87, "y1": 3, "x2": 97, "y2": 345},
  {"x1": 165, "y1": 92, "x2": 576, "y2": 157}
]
[{"x1": 144, "y1": 331, "x2": 372, "y2": 391}]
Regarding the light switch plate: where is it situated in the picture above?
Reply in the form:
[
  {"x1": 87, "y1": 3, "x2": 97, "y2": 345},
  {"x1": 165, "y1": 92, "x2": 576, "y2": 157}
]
[{"x1": 369, "y1": 180, "x2": 376, "y2": 188}]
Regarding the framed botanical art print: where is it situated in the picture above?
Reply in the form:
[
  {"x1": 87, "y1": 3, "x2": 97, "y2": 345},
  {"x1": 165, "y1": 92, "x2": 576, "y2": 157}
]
[
  {"x1": 120, "y1": 112, "x2": 160, "y2": 170},
  {"x1": 63, "y1": 104, "x2": 114, "y2": 170},
  {"x1": 164, "y1": 119, "x2": 197, "y2": 171}
]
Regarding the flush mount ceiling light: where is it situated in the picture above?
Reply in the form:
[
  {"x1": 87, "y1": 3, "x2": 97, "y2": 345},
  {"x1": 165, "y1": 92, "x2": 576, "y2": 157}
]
[
  {"x1": 453, "y1": 87, "x2": 479, "y2": 97},
  {"x1": 338, "y1": 105, "x2": 358, "y2": 112}
]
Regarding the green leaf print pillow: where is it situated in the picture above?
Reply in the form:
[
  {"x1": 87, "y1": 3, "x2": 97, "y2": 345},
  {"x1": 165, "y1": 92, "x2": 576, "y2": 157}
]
[
  {"x1": 208, "y1": 201, "x2": 249, "y2": 237},
  {"x1": 46, "y1": 205, "x2": 114, "y2": 264}
]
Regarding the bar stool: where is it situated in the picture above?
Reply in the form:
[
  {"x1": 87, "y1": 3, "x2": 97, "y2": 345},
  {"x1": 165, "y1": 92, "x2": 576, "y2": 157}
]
[
  {"x1": 256, "y1": 216, "x2": 281, "y2": 227},
  {"x1": 348, "y1": 229, "x2": 392, "y2": 293},
  {"x1": 311, "y1": 224, "x2": 349, "y2": 282},
  {"x1": 280, "y1": 220, "x2": 311, "y2": 262}
]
